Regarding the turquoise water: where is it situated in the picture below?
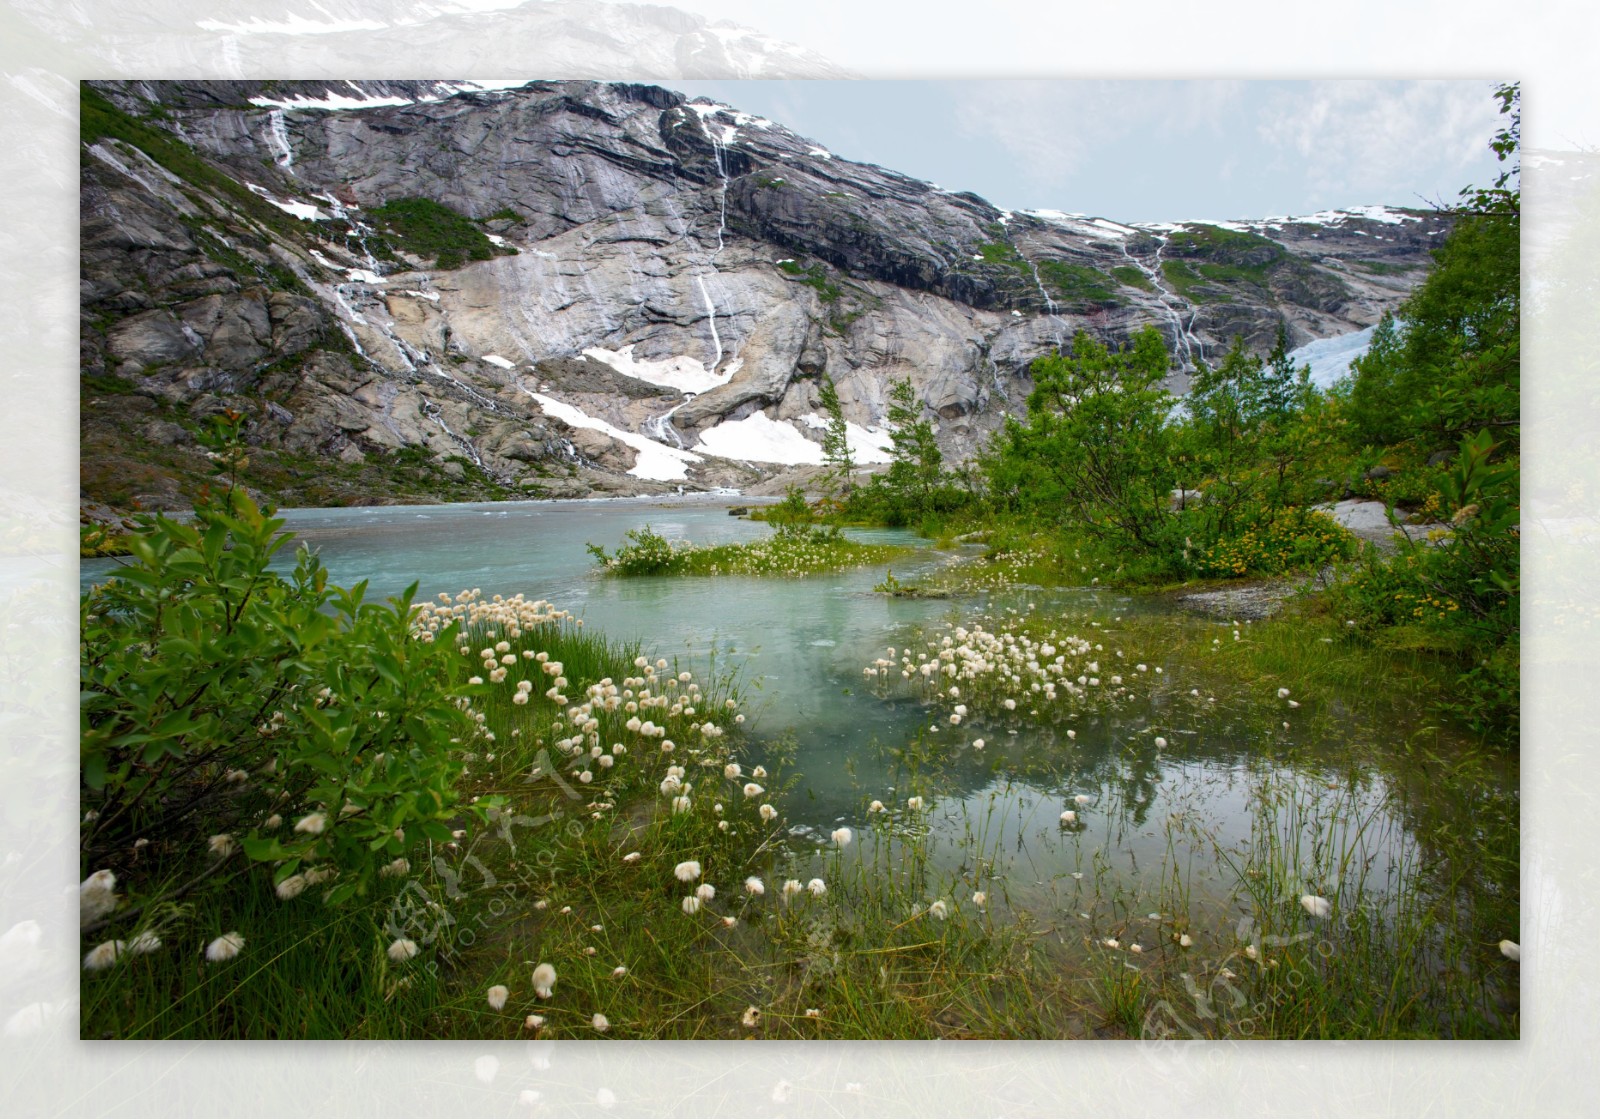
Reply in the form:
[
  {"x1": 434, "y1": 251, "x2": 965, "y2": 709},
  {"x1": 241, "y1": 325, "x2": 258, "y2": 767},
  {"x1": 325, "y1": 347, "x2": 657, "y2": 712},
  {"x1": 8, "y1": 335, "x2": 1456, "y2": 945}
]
[{"x1": 79, "y1": 498, "x2": 1482, "y2": 980}]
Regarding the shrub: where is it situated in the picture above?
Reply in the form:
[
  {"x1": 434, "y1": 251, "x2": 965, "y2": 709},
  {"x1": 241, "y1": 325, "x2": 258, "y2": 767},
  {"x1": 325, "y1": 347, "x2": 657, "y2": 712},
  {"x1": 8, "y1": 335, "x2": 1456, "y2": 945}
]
[{"x1": 81, "y1": 422, "x2": 489, "y2": 945}]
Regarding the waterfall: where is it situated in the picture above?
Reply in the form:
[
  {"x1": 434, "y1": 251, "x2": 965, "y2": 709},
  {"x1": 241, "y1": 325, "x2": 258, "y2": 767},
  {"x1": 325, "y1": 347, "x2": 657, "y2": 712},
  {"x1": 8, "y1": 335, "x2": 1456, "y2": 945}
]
[
  {"x1": 266, "y1": 110, "x2": 294, "y2": 174},
  {"x1": 1024, "y1": 258, "x2": 1065, "y2": 349},
  {"x1": 696, "y1": 112, "x2": 734, "y2": 377},
  {"x1": 643, "y1": 395, "x2": 692, "y2": 449},
  {"x1": 1120, "y1": 234, "x2": 1205, "y2": 373},
  {"x1": 421, "y1": 396, "x2": 497, "y2": 478}
]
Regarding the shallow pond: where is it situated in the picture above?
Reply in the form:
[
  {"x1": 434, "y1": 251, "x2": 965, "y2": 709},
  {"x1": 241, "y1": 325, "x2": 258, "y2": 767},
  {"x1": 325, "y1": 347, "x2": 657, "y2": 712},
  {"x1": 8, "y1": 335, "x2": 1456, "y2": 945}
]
[{"x1": 82, "y1": 497, "x2": 1517, "y2": 1034}]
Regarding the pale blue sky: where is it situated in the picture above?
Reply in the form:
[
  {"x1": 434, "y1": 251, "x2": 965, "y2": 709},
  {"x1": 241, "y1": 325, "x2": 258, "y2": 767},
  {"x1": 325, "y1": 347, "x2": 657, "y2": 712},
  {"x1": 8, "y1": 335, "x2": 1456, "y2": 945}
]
[{"x1": 666, "y1": 80, "x2": 1509, "y2": 224}]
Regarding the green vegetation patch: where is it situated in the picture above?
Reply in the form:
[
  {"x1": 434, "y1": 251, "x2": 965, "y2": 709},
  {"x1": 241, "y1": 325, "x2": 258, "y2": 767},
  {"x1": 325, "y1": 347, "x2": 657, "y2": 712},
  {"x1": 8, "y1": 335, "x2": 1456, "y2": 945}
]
[
  {"x1": 974, "y1": 241, "x2": 1028, "y2": 270},
  {"x1": 777, "y1": 259, "x2": 842, "y2": 302},
  {"x1": 1110, "y1": 264, "x2": 1156, "y2": 292},
  {"x1": 1160, "y1": 259, "x2": 1230, "y2": 302},
  {"x1": 1036, "y1": 260, "x2": 1123, "y2": 305},
  {"x1": 368, "y1": 197, "x2": 517, "y2": 270},
  {"x1": 588, "y1": 524, "x2": 907, "y2": 577}
]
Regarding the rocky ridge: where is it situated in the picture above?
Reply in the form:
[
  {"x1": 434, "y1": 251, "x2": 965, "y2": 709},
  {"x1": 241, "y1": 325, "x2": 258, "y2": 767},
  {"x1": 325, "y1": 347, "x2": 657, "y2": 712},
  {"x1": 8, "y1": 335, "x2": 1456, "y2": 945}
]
[{"x1": 80, "y1": 79, "x2": 1451, "y2": 518}]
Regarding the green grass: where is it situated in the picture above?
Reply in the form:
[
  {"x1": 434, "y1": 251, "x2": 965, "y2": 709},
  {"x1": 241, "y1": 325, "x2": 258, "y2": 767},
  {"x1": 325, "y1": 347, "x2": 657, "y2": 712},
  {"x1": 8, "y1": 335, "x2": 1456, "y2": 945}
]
[
  {"x1": 589, "y1": 525, "x2": 908, "y2": 577},
  {"x1": 1110, "y1": 264, "x2": 1156, "y2": 292},
  {"x1": 367, "y1": 197, "x2": 517, "y2": 270},
  {"x1": 974, "y1": 241, "x2": 1028, "y2": 270},
  {"x1": 1036, "y1": 260, "x2": 1123, "y2": 305},
  {"x1": 777, "y1": 259, "x2": 842, "y2": 302}
]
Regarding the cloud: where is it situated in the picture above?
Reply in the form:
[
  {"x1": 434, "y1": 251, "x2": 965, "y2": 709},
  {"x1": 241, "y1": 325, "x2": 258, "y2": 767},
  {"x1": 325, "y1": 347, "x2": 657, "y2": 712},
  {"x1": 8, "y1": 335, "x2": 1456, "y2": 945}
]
[
  {"x1": 951, "y1": 80, "x2": 1245, "y2": 194},
  {"x1": 1256, "y1": 80, "x2": 1503, "y2": 201}
]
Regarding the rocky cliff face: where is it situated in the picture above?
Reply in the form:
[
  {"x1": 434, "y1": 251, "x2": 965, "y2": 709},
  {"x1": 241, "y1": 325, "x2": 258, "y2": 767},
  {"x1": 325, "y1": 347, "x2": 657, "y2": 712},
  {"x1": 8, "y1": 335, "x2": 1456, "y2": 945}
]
[{"x1": 80, "y1": 79, "x2": 1450, "y2": 518}]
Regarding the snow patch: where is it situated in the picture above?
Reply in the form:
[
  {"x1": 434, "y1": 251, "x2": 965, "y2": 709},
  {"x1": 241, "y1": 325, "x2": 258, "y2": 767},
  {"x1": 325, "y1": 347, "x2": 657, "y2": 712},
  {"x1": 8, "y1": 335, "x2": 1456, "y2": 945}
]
[
  {"x1": 245, "y1": 182, "x2": 326, "y2": 221},
  {"x1": 485, "y1": 233, "x2": 509, "y2": 247},
  {"x1": 808, "y1": 147, "x2": 833, "y2": 160},
  {"x1": 399, "y1": 289, "x2": 440, "y2": 302},
  {"x1": 249, "y1": 91, "x2": 416, "y2": 111},
  {"x1": 345, "y1": 268, "x2": 385, "y2": 285},
  {"x1": 482, "y1": 354, "x2": 516, "y2": 370},
  {"x1": 527, "y1": 392, "x2": 701, "y2": 482},
  {"x1": 797, "y1": 415, "x2": 893, "y2": 464},
  {"x1": 695, "y1": 412, "x2": 822, "y2": 465},
  {"x1": 583, "y1": 345, "x2": 736, "y2": 396}
]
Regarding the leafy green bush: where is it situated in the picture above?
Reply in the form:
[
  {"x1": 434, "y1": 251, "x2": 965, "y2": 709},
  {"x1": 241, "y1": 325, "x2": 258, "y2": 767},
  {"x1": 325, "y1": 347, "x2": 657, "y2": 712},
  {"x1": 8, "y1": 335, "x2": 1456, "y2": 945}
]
[
  {"x1": 1191, "y1": 505, "x2": 1357, "y2": 577},
  {"x1": 586, "y1": 525, "x2": 678, "y2": 575},
  {"x1": 80, "y1": 423, "x2": 490, "y2": 949},
  {"x1": 1330, "y1": 431, "x2": 1519, "y2": 732}
]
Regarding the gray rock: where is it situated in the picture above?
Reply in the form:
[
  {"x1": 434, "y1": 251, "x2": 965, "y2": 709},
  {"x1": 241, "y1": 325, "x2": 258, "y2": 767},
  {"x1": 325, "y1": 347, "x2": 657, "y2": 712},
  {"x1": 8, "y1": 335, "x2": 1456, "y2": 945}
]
[{"x1": 106, "y1": 310, "x2": 204, "y2": 370}]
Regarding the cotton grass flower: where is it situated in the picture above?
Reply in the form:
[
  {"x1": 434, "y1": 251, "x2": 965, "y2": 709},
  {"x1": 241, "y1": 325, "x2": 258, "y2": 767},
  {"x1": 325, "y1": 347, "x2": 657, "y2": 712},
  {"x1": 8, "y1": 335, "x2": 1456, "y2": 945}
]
[
  {"x1": 674, "y1": 860, "x2": 702, "y2": 882},
  {"x1": 745, "y1": 876, "x2": 765, "y2": 896},
  {"x1": 294, "y1": 812, "x2": 327, "y2": 835},
  {"x1": 1153, "y1": 737, "x2": 1167, "y2": 749},
  {"x1": 591, "y1": 1013, "x2": 610, "y2": 1032},
  {"x1": 682, "y1": 895, "x2": 702, "y2": 915},
  {"x1": 388, "y1": 938, "x2": 420, "y2": 962},
  {"x1": 82, "y1": 940, "x2": 123, "y2": 971},
  {"x1": 868, "y1": 800, "x2": 885, "y2": 813},
  {"x1": 525, "y1": 1014, "x2": 545, "y2": 1030},
  {"x1": 743, "y1": 782, "x2": 764, "y2": 798},
  {"x1": 532, "y1": 963, "x2": 557, "y2": 998},
  {"x1": 972, "y1": 891, "x2": 986, "y2": 907},
  {"x1": 1299, "y1": 894, "x2": 1332, "y2": 920},
  {"x1": 781, "y1": 879, "x2": 803, "y2": 900},
  {"x1": 807, "y1": 878, "x2": 826, "y2": 897},
  {"x1": 612, "y1": 965, "x2": 627, "y2": 978},
  {"x1": 928, "y1": 899, "x2": 949, "y2": 921},
  {"x1": 1500, "y1": 939, "x2": 1520, "y2": 962},
  {"x1": 1179, "y1": 934, "x2": 1193, "y2": 948},
  {"x1": 487, "y1": 985, "x2": 509, "y2": 1011},
  {"x1": 622, "y1": 851, "x2": 641, "y2": 863},
  {"x1": 79, "y1": 869, "x2": 118, "y2": 924},
  {"x1": 128, "y1": 931, "x2": 162, "y2": 955},
  {"x1": 1277, "y1": 687, "x2": 1290, "y2": 698},
  {"x1": 759, "y1": 803, "x2": 778, "y2": 822},
  {"x1": 696, "y1": 883, "x2": 716, "y2": 902},
  {"x1": 741, "y1": 1006, "x2": 761, "y2": 1029},
  {"x1": 276, "y1": 873, "x2": 307, "y2": 900},
  {"x1": 723, "y1": 762, "x2": 742, "y2": 779},
  {"x1": 1073, "y1": 794, "x2": 1091, "y2": 806},
  {"x1": 1059, "y1": 810, "x2": 1076, "y2": 824},
  {"x1": 906, "y1": 796, "x2": 924, "y2": 811},
  {"x1": 205, "y1": 932, "x2": 245, "y2": 962},
  {"x1": 831, "y1": 827, "x2": 853, "y2": 847},
  {"x1": 207, "y1": 833, "x2": 236, "y2": 859}
]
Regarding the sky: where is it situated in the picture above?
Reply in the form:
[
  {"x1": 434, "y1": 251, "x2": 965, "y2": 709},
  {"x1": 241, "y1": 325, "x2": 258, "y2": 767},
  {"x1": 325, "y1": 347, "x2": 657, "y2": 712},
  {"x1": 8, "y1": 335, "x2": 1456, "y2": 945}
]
[{"x1": 665, "y1": 80, "x2": 1510, "y2": 224}]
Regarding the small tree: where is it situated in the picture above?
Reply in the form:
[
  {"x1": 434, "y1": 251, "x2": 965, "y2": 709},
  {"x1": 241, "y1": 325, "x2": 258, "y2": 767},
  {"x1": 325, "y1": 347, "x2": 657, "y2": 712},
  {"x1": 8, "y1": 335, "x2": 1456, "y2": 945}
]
[
  {"x1": 987, "y1": 327, "x2": 1178, "y2": 555},
  {"x1": 817, "y1": 376, "x2": 856, "y2": 495},
  {"x1": 885, "y1": 377, "x2": 943, "y2": 514}
]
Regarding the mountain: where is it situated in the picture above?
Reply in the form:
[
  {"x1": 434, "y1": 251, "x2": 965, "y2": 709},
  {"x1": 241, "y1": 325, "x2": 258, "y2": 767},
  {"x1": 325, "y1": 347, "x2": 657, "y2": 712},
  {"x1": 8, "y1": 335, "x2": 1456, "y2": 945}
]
[{"x1": 80, "y1": 79, "x2": 1450, "y2": 518}]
